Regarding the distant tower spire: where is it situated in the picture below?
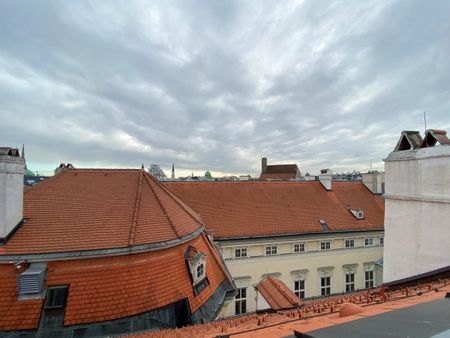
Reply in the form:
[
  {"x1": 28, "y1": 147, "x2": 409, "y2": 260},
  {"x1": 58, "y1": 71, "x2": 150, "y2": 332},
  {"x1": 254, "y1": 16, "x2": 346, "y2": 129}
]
[
  {"x1": 171, "y1": 163, "x2": 175, "y2": 180},
  {"x1": 141, "y1": 163, "x2": 144, "y2": 170},
  {"x1": 21, "y1": 144, "x2": 25, "y2": 160}
]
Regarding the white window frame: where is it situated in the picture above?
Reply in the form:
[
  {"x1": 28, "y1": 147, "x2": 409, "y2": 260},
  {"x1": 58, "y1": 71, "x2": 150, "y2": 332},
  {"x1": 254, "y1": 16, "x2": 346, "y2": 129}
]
[
  {"x1": 365, "y1": 270, "x2": 374, "y2": 288},
  {"x1": 265, "y1": 245, "x2": 278, "y2": 256},
  {"x1": 320, "y1": 276, "x2": 331, "y2": 296},
  {"x1": 293, "y1": 279, "x2": 305, "y2": 299},
  {"x1": 345, "y1": 239, "x2": 355, "y2": 248},
  {"x1": 320, "y1": 241, "x2": 331, "y2": 250},
  {"x1": 293, "y1": 243, "x2": 305, "y2": 253},
  {"x1": 364, "y1": 238, "x2": 374, "y2": 246},
  {"x1": 234, "y1": 247, "x2": 248, "y2": 258},
  {"x1": 234, "y1": 287, "x2": 247, "y2": 315},
  {"x1": 345, "y1": 272, "x2": 355, "y2": 292}
]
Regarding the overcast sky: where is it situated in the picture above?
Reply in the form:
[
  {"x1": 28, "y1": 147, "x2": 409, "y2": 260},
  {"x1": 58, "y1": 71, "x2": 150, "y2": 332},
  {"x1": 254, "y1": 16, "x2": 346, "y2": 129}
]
[{"x1": 1, "y1": 0, "x2": 449, "y2": 177}]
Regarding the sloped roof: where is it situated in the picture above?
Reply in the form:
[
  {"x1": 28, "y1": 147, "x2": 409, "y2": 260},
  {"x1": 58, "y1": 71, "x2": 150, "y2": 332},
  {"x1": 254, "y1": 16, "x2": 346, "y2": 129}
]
[
  {"x1": 260, "y1": 164, "x2": 299, "y2": 180},
  {"x1": 165, "y1": 181, "x2": 384, "y2": 239},
  {"x1": 1, "y1": 169, "x2": 204, "y2": 255},
  {"x1": 256, "y1": 276, "x2": 302, "y2": 310},
  {"x1": 0, "y1": 233, "x2": 229, "y2": 330}
]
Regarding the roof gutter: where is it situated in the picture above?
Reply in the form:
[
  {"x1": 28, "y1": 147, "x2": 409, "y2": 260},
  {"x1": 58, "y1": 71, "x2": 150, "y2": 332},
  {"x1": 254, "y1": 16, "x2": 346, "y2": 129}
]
[
  {"x1": 213, "y1": 228, "x2": 384, "y2": 242},
  {"x1": 0, "y1": 226, "x2": 204, "y2": 263}
]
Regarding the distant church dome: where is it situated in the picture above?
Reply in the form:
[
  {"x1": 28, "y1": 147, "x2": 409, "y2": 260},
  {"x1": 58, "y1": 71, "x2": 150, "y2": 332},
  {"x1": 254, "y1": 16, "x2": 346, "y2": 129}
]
[{"x1": 204, "y1": 170, "x2": 212, "y2": 179}]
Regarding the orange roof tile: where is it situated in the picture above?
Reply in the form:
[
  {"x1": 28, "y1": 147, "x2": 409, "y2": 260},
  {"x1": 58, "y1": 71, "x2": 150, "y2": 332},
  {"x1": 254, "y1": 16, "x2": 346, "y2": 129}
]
[
  {"x1": 1, "y1": 169, "x2": 203, "y2": 254},
  {"x1": 0, "y1": 233, "x2": 228, "y2": 330},
  {"x1": 165, "y1": 181, "x2": 384, "y2": 239},
  {"x1": 255, "y1": 276, "x2": 302, "y2": 310},
  {"x1": 128, "y1": 278, "x2": 450, "y2": 338}
]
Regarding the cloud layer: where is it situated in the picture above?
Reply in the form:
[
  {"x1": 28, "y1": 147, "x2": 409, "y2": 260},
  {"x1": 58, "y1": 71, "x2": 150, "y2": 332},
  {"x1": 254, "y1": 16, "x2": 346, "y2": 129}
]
[{"x1": 1, "y1": 0, "x2": 449, "y2": 176}]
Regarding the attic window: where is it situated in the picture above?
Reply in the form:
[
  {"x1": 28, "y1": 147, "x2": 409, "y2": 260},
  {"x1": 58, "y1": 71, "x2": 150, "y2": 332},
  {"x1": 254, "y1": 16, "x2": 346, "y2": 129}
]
[
  {"x1": 185, "y1": 246, "x2": 209, "y2": 295},
  {"x1": 17, "y1": 263, "x2": 47, "y2": 299},
  {"x1": 349, "y1": 209, "x2": 364, "y2": 220},
  {"x1": 318, "y1": 219, "x2": 330, "y2": 231}
]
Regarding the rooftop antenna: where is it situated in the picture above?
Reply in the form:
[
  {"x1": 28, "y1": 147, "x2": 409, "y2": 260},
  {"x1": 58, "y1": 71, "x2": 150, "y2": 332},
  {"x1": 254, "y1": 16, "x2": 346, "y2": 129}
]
[{"x1": 423, "y1": 111, "x2": 427, "y2": 132}]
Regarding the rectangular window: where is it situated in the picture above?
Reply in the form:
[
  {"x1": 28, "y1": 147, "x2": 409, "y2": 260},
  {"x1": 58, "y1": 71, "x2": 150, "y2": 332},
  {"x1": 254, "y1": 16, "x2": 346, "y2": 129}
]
[
  {"x1": 321, "y1": 277, "x2": 331, "y2": 296},
  {"x1": 293, "y1": 243, "x2": 305, "y2": 253},
  {"x1": 345, "y1": 273, "x2": 355, "y2": 292},
  {"x1": 320, "y1": 241, "x2": 331, "y2": 250},
  {"x1": 345, "y1": 239, "x2": 355, "y2": 248},
  {"x1": 364, "y1": 238, "x2": 374, "y2": 246},
  {"x1": 294, "y1": 280, "x2": 305, "y2": 299},
  {"x1": 265, "y1": 245, "x2": 278, "y2": 255},
  {"x1": 365, "y1": 270, "x2": 374, "y2": 288},
  {"x1": 234, "y1": 287, "x2": 247, "y2": 315},
  {"x1": 234, "y1": 248, "x2": 248, "y2": 258},
  {"x1": 379, "y1": 237, "x2": 384, "y2": 245},
  {"x1": 40, "y1": 286, "x2": 69, "y2": 329}
]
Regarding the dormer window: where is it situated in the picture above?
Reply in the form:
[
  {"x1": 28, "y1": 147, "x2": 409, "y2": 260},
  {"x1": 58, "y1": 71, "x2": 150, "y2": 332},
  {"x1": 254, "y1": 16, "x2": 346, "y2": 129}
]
[
  {"x1": 185, "y1": 246, "x2": 209, "y2": 295},
  {"x1": 349, "y1": 208, "x2": 364, "y2": 220}
]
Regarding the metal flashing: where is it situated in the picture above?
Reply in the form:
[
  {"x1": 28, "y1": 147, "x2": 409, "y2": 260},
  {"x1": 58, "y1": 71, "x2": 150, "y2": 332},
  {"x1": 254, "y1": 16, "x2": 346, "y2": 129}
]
[{"x1": 0, "y1": 226, "x2": 204, "y2": 262}]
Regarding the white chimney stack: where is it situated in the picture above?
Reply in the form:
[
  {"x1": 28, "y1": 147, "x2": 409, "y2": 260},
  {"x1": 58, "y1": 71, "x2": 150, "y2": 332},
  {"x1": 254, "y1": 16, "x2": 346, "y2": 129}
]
[
  {"x1": 362, "y1": 171, "x2": 385, "y2": 194},
  {"x1": 0, "y1": 147, "x2": 25, "y2": 242},
  {"x1": 319, "y1": 169, "x2": 332, "y2": 191}
]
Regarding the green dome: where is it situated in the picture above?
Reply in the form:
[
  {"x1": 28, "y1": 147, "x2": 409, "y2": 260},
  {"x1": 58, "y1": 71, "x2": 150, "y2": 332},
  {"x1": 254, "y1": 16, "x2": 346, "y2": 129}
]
[
  {"x1": 204, "y1": 170, "x2": 212, "y2": 179},
  {"x1": 24, "y1": 166, "x2": 36, "y2": 176}
]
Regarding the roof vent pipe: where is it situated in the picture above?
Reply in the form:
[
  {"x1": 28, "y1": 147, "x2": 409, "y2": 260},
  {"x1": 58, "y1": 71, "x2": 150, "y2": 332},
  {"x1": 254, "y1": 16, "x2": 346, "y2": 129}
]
[{"x1": 319, "y1": 169, "x2": 332, "y2": 191}]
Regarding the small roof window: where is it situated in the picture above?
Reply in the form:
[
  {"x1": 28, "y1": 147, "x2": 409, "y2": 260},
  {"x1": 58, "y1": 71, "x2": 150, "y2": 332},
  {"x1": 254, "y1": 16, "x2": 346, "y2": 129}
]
[{"x1": 349, "y1": 208, "x2": 364, "y2": 220}]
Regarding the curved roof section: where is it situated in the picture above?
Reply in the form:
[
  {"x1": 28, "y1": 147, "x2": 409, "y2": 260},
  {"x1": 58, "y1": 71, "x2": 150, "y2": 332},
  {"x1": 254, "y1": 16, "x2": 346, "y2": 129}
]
[
  {"x1": 1, "y1": 169, "x2": 203, "y2": 255},
  {"x1": 0, "y1": 233, "x2": 230, "y2": 330},
  {"x1": 165, "y1": 181, "x2": 384, "y2": 239}
]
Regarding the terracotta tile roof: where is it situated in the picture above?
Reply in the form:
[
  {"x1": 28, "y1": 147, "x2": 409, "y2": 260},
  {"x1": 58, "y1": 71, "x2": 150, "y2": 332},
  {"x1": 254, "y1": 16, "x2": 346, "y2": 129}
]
[
  {"x1": 260, "y1": 164, "x2": 300, "y2": 180},
  {"x1": 255, "y1": 276, "x2": 302, "y2": 310},
  {"x1": 1, "y1": 169, "x2": 203, "y2": 254},
  {"x1": 164, "y1": 181, "x2": 384, "y2": 239},
  {"x1": 0, "y1": 233, "x2": 229, "y2": 330},
  {"x1": 128, "y1": 278, "x2": 450, "y2": 338}
]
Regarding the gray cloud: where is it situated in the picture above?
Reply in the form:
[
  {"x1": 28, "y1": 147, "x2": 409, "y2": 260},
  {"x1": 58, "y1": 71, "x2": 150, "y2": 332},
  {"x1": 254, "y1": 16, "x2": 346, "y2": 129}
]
[{"x1": 1, "y1": 0, "x2": 449, "y2": 176}]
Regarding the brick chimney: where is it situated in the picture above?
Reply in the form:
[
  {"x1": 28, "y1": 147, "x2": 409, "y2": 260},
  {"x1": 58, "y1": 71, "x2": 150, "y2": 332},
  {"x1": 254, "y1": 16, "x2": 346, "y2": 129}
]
[
  {"x1": 0, "y1": 147, "x2": 25, "y2": 242},
  {"x1": 262, "y1": 158, "x2": 267, "y2": 173},
  {"x1": 319, "y1": 169, "x2": 332, "y2": 191}
]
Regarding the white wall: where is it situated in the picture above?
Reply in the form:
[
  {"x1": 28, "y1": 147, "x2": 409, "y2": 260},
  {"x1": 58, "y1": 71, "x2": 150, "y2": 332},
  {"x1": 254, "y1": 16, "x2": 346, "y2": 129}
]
[
  {"x1": 383, "y1": 145, "x2": 450, "y2": 283},
  {"x1": 217, "y1": 231, "x2": 384, "y2": 318},
  {"x1": 256, "y1": 291, "x2": 271, "y2": 311},
  {"x1": 0, "y1": 154, "x2": 24, "y2": 239}
]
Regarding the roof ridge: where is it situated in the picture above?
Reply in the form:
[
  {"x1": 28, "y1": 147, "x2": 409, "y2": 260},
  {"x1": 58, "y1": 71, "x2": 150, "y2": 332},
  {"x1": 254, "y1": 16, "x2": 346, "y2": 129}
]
[
  {"x1": 128, "y1": 170, "x2": 144, "y2": 246},
  {"x1": 145, "y1": 172, "x2": 203, "y2": 227},
  {"x1": 143, "y1": 173, "x2": 181, "y2": 238}
]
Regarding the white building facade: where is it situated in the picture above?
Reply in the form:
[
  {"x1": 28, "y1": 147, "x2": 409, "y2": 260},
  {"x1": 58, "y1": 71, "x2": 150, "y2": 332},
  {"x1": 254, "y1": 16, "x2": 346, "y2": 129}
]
[
  {"x1": 383, "y1": 129, "x2": 450, "y2": 284},
  {"x1": 217, "y1": 231, "x2": 383, "y2": 317}
]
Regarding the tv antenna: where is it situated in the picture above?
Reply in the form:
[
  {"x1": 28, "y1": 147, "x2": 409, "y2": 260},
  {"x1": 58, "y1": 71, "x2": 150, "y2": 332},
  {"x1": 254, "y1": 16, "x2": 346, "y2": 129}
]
[{"x1": 423, "y1": 111, "x2": 427, "y2": 132}]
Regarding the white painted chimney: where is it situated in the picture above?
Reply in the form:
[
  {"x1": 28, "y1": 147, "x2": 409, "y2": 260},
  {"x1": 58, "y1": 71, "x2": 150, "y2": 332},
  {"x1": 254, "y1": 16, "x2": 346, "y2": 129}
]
[
  {"x1": 0, "y1": 148, "x2": 25, "y2": 241},
  {"x1": 362, "y1": 171, "x2": 385, "y2": 194},
  {"x1": 319, "y1": 169, "x2": 332, "y2": 191}
]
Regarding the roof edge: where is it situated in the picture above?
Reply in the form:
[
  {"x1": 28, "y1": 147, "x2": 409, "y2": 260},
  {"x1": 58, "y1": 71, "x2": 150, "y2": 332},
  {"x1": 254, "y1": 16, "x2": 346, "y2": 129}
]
[
  {"x1": 214, "y1": 228, "x2": 385, "y2": 242},
  {"x1": 0, "y1": 226, "x2": 205, "y2": 262}
]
